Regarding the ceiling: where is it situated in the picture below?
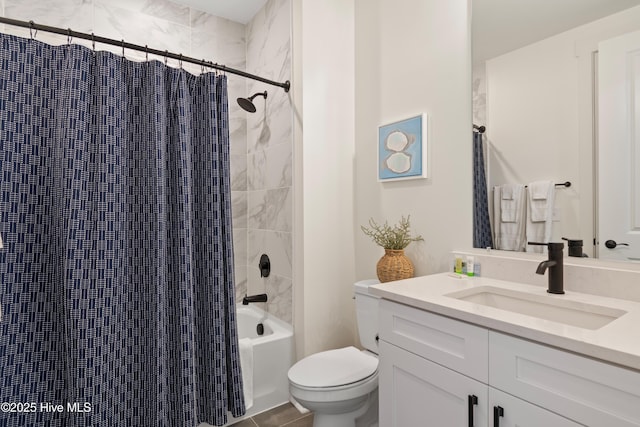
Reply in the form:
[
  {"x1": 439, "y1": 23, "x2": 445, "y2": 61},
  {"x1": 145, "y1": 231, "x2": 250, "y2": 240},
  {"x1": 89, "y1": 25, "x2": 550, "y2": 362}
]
[
  {"x1": 173, "y1": 0, "x2": 640, "y2": 61},
  {"x1": 173, "y1": 0, "x2": 267, "y2": 24},
  {"x1": 472, "y1": 0, "x2": 640, "y2": 65}
]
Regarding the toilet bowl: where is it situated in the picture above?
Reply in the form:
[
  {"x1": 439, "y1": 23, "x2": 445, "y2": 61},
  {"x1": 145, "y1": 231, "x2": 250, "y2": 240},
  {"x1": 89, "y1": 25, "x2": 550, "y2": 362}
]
[{"x1": 288, "y1": 280, "x2": 380, "y2": 427}]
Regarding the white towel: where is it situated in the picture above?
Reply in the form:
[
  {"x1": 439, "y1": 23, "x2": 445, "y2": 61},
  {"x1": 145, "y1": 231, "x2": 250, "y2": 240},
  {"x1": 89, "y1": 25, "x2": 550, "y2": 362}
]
[
  {"x1": 500, "y1": 184, "x2": 521, "y2": 222},
  {"x1": 525, "y1": 181, "x2": 555, "y2": 253},
  {"x1": 493, "y1": 184, "x2": 526, "y2": 251},
  {"x1": 528, "y1": 181, "x2": 554, "y2": 222},
  {"x1": 238, "y1": 338, "x2": 254, "y2": 410},
  {"x1": 501, "y1": 186, "x2": 514, "y2": 200}
]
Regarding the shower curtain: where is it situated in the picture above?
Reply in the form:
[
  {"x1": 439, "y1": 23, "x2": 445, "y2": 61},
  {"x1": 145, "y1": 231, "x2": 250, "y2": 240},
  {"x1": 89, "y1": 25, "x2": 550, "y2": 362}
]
[
  {"x1": 0, "y1": 33, "x2": 244, "y2": 426},
  {"x1": 473, "y1": 131, "x2": 493, "y2": 248}
]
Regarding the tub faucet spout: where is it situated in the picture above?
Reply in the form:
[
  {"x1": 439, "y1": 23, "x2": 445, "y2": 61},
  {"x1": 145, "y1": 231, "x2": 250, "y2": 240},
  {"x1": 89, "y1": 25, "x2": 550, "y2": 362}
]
[{"x1": 243, "y1": 293, "x2": 268, "y2": 305}]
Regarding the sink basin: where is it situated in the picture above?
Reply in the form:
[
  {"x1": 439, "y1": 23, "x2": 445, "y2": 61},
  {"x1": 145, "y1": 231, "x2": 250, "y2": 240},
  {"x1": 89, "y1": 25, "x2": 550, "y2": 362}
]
[{"x1": 445, "y1": 286, "x2": 627, "y2": 330}]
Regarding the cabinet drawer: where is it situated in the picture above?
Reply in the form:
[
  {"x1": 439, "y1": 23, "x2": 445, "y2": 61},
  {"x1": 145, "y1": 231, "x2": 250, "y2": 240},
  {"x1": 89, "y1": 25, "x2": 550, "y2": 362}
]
[
  {"x1": 379, "y1": 299, "x2": 488, "y2": 382},
  {"x1": 490, "y1": 331, "x2": 640, "y2": 427}
]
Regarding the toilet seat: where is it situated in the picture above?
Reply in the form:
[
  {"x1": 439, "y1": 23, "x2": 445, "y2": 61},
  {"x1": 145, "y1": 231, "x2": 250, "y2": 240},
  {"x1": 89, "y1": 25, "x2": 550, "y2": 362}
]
[
  {"x1": 289, "y1": 368, "x2": 378, "y2": 405},
  {"x1": 288, "y1": 346, "x2": 378, "y2": 388}
]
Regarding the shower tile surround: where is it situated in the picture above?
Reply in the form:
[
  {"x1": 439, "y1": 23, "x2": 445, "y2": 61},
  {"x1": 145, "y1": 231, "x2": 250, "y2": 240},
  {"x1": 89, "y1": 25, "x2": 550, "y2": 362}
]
[
  {"x1": 244, "y1": 0, "x2": 293, "y2": 324},
  {"x1": 1, "y1": 0, "x2": 294, "y2": 323}
]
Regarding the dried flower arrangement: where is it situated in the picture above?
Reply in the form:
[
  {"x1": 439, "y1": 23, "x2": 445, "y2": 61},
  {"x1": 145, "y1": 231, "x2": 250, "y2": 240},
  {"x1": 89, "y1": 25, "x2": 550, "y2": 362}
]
[{"x1": 361, "y1": 215, "x2": 423, "y2": 250}]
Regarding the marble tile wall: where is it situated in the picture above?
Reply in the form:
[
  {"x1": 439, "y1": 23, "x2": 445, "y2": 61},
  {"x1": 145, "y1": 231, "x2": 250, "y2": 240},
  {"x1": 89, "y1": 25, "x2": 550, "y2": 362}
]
[
  {"x1": 244, "y1": 0, "x2": 293, "y2": 324},
  {"x1": 472, "y1": 63, "x2": 486, "y2": 126}
]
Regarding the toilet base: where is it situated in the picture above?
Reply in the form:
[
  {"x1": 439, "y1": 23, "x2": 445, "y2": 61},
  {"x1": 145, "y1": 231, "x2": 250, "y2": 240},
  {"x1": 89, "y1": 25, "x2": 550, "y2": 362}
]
[{"x1": 310, "y1": 389, "x2": 378, "y2": 427}]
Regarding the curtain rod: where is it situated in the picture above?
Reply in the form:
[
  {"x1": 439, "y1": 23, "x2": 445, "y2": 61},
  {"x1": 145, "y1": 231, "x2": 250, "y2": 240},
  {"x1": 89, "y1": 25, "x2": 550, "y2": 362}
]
[{"x1": 0, "y1": 16, "x2": 291, "y2": 93}]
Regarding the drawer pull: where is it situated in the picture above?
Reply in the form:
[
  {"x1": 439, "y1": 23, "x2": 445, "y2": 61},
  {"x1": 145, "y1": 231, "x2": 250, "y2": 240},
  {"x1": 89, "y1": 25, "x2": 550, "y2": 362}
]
[
  {"x1": 493, "y1": 406, "x2": 504, "y2": 427},
  {"x1": 468, "y1": 394, "x2": 478, "y2": 427}
]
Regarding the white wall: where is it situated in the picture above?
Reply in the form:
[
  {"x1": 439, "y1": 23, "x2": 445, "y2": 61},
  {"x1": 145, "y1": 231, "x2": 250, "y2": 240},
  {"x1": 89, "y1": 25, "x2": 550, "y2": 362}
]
[
  {"x1": 292, "y1": 0, "x2": 358, "y2": 358},
  {"x1": 354, "y1": 0, "x2": 473, "y2": 280},
  {"x1": 292, "y1": 0, "x2": 472, "y2": 359},
  {"x1": 484, "y1": 5, "x2": 640, "y2": 255},
  {"x1": 293, "y1": 0, "x2": 472, "y2": 359}
]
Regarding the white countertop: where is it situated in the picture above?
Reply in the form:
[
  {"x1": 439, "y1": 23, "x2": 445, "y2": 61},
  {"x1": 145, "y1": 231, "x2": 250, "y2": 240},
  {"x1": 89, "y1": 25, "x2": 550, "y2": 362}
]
[{"x1": 370, "y1": 273, "x2": 640, "y2": 371}]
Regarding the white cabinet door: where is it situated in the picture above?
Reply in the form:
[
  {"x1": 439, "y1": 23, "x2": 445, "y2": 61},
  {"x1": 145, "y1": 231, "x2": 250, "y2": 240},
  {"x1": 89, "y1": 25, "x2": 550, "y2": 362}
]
[
  {"x1": 489, "y1": 388, "x2": 580, "y2": 427},
  {"x1": 379, "y1": 340, "x2": 488, "y2": 427}
]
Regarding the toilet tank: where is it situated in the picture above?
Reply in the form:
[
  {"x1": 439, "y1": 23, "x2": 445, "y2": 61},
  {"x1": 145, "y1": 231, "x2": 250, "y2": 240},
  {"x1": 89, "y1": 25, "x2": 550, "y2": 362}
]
[{"x1": 354, "y1": 279, "x2": 381, "y2": 354}]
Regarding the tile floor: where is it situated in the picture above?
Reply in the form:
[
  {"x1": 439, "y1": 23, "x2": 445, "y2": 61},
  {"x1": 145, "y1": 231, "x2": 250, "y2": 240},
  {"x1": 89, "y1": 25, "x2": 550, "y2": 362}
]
[{"x1": 231, "y1": 403, "x2": 313, "y2": 427}]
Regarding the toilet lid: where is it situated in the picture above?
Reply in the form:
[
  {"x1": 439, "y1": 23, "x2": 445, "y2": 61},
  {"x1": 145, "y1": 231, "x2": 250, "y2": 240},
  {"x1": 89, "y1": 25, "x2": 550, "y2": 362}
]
[{"x1": 288, "y1": 346, "x2": 378, "y2": 388}]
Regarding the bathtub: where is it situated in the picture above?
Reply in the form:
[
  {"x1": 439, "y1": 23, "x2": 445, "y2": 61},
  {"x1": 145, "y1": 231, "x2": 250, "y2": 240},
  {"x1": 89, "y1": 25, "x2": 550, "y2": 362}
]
[{"x1": 223, "y1": 304, "x2": 294, "y2": 425}]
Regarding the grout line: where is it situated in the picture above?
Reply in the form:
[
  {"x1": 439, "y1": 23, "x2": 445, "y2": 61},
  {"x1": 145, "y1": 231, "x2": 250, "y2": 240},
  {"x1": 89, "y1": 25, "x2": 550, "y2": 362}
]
[{"x1": 279, "y1": 412, "x2": 313, "y2": 427}]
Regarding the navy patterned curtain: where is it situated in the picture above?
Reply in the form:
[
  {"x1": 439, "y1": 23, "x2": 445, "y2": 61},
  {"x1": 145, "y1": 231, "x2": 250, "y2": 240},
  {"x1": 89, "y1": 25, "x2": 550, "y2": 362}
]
[
  {"x1": 0, "y1": 34, "x2": 244, "y2": 426},
  {"x1": 473, "y1": 131, "x2": 493, "y2": 248}
]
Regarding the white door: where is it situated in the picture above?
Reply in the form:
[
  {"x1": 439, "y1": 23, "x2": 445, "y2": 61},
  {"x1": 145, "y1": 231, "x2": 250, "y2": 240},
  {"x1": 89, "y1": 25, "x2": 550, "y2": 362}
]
[
  {"x1": 598, "y1": 30, "x2": 640, "y2": 261},
  {"x1": 379, "y1": 340, "x2": 488, "y2": 427}
]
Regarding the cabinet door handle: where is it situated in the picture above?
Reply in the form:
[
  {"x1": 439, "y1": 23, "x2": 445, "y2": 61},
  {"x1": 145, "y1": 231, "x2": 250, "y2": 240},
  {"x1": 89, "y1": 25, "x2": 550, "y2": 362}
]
[
  {"x1": 493, "y1": 406, "x2": 504, "y2": 427},
  {"x1": 468, "y1": 394, "x2": 478, "y2": 427}
]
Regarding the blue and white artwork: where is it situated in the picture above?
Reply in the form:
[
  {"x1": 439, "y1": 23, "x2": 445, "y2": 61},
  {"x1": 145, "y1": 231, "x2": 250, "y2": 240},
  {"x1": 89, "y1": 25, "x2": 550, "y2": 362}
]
[{"x1": 378, "y1": 114, "x2": 428, "y2": 181}]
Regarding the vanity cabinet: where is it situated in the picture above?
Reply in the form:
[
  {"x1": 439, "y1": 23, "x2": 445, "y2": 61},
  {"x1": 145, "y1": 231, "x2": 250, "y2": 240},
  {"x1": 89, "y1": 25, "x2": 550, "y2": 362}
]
[{"x1": 378, "y1": 299, "x2": 640, "y2": 426}]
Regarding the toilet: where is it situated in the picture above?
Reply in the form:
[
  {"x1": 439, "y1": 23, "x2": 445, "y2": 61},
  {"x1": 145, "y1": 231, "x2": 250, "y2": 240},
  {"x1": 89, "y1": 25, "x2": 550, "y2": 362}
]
[{"x1": 288, "y1": 280, "x2": 380, "y2": 427}]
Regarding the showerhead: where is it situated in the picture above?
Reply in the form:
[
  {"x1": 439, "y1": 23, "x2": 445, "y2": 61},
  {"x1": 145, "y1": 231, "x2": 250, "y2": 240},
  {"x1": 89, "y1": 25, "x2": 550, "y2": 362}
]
[{"x1": 237, "y1": 91, "x2": 268, "y2": 113}]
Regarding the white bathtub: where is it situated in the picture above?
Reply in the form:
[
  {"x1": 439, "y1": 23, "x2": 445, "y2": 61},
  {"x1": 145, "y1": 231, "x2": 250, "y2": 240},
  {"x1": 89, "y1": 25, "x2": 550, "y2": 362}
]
[{"x1": 224, "y1": 304, "x2": 294, "y2": 425}]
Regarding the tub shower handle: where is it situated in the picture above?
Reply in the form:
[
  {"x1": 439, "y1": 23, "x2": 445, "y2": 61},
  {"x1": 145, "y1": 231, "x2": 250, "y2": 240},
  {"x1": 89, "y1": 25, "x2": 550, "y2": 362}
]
[{"x1": 259, "y1": 254, "x2": 271, "y2": 277}]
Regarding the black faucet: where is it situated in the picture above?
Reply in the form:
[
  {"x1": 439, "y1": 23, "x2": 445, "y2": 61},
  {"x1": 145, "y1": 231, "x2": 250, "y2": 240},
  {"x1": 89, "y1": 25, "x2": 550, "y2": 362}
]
[
  {"x1": 242, "y1": 293, "x2": 268, "y2": 305},
  {"x1": 528, "y1": 242, "x2": 564, "y2": 294}
]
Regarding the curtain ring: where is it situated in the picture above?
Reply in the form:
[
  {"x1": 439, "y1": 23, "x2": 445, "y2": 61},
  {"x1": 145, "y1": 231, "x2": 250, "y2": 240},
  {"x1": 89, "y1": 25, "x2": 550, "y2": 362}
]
[
  {"x1": 201, "y1": 60, "x2": 205, "y2": 75},
  {"x1": 178, "y1": 53, "x2": 183, "y2": 69},
  {"x1": 164, "y1": 50, "x2": 168, "y2": 65},
  {"x1": 91, "y1": 33, "x2": 95, "y2": 51},
  {"x1": 145, "y1": 45, "x2": 149, "y2": 61},
  {"x1": 67, "y1": 28, "x2": 72, "y2": 45},
  {"x1": 29, "y1": 21, "x2": 37, "y2": 39},
  {"x1": 121, "y1": 39, "x2": 125, "y2": 58}
]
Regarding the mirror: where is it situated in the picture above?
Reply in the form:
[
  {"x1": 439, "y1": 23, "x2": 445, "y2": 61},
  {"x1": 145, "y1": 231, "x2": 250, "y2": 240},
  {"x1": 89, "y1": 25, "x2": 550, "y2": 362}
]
[{"x1": 472, "y1": 0, "x2": 640, "y2": 261}]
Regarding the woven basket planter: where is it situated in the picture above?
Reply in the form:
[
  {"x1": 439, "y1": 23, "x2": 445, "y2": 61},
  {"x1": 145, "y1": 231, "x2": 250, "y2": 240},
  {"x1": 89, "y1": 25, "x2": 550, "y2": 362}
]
[{"x1": 376, "y1": 249, "x2": 414, "y2": 283}]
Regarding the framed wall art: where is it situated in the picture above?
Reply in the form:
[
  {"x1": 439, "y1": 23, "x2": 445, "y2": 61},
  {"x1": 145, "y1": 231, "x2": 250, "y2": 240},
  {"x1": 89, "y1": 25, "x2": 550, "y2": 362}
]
[{"x1": 377, "y1": 114, "x2": 428, "y2": 181}]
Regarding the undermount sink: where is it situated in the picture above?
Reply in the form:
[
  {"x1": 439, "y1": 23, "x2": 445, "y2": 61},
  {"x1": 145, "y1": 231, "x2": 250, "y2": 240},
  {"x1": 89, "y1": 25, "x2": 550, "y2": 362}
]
[{"x1": 445, "y1": 286, "x2": 627, "y2": 330}]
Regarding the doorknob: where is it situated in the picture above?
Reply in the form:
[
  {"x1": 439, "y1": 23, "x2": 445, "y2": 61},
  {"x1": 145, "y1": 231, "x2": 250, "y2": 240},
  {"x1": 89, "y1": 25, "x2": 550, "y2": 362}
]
[{"x1": 605, "y1": 240, "x2": 630, "y2": 249}]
